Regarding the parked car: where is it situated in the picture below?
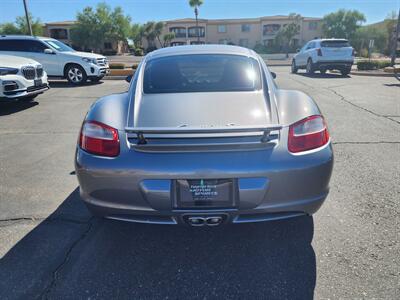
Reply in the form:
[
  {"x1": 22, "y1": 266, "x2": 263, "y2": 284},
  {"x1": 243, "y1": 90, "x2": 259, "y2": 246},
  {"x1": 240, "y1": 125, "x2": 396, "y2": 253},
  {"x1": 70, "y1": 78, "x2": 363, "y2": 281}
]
[
  {"x1": 292, "y1": 39, "x2": 355, "y2": 75},
  {"x1": 75, "y1": 45, "x2": 333, "y2": 226},
  {"x1": 0, "y1": 54, "x2": 49, "y2": 101},
  {"x1": 0, "y1": 35, "x2": 109, "y2": 85}
]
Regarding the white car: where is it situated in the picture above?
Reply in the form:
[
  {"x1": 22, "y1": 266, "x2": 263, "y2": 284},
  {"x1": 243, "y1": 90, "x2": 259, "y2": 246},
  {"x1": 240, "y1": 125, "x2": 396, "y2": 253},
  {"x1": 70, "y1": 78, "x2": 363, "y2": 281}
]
[
  {"x1": 292, "y1": 39, "x2": 355, "y2": 76},
  {"x1": 0, "y1": 55, "x2": 49, "y2": 101},
  {"x1": 0, "y1": 35, "x2": 110, "y2": 85}
]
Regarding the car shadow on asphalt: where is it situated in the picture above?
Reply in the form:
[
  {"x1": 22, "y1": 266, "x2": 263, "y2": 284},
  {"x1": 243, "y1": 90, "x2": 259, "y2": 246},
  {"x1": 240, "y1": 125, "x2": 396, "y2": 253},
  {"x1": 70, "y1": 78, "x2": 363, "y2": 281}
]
[
  {"x1": 0, "y1": 100, "x2": 38, "y2": 116},
  {"x1": 383, "y1": 83, "x2": 400, "y2": 87},
  {"x1": 296, "y1": 72, "x2": 350, "y2": 79},
  {"x1": 0, "y1": 188, "x2": 316, "y2": 299},
  {"x1": 49, "y1": 81, "x2": 104, "y2": 89}
]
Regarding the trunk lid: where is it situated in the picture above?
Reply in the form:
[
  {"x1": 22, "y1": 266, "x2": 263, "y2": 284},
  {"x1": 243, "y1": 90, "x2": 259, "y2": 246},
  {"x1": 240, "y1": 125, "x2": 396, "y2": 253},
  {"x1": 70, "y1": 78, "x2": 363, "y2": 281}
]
[{"x1": 132, "y1": 91, "x2": 272, "y2": 128}]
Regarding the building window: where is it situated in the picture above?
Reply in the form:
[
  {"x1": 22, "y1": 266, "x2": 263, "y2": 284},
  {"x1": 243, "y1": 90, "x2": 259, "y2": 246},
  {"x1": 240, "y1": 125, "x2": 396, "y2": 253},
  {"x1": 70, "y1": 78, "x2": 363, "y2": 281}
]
[
  {"x1": 239, "y1": 39, "x2": 249, "y2": 47},
  {"x1": 188, "y1": 26, "x2": 205, "y2": 37},
  {"x1": 241, "y1": 24, "x2": 251, "y2": 32},
  {"x1": 169, "y1": 27, "x2": 186, "y2": 38},
  {"x1": 190, "y1": 41, "x2": 205, "y2": 45},
  {"x1": 263, "y1": 24, "x2": 281, "y2": 36},
  {"x1": 104, "y1": 42, "x2": 112, "y2": 50},
  {"x1": 49, "y1": 28, "x2": 68, "y2": 40},
  {"x1": 171, "y1": 42, "x2": 185, "y2": 46},
  {"x1": 308, "y1": 22, "x2": 318, "y2": 30},
  {"x1": 217, "y1": 25, "x2": 227, "y2": 33}
]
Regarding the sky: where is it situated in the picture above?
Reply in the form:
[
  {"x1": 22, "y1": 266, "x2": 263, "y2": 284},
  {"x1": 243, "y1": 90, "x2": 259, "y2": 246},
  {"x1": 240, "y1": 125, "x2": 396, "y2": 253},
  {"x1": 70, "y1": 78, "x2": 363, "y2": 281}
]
[{"x1": 0, "y1": 0, "x2": 399, "y2": 25}]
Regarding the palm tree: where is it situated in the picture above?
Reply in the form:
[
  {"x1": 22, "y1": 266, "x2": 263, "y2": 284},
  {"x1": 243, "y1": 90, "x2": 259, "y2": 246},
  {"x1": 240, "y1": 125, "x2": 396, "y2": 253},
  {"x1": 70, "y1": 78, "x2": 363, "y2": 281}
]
[{"x1": 189, "y1": 0, "x2": 204, "y2": 42}]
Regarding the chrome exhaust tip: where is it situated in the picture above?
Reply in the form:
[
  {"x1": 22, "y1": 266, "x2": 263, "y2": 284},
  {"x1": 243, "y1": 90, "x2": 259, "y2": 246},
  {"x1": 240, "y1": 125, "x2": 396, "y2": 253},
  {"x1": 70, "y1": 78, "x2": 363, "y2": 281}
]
[
  {"x1": 186, "y1": 216, "x2": 224, "y2": 227},
  {"x1": 205, "y1": 216, "x2": 223, "y2": 226},
  {"x1": 187, "y1": 217, "x2": 206, "y2": 226}
]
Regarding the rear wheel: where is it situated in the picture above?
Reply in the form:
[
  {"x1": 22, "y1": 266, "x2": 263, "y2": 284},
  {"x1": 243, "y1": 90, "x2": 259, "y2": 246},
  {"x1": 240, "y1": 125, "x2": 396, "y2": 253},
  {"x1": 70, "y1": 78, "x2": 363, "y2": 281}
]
[
  {"x1": 66, "y1": 64, "x2": 87, "y2": 85},
  {"x1": 291, "y1": 60, "x2": 298, "y2": 73},
  {"x1": 306, "y1": 59, "x2": 314, "y2": 74}
]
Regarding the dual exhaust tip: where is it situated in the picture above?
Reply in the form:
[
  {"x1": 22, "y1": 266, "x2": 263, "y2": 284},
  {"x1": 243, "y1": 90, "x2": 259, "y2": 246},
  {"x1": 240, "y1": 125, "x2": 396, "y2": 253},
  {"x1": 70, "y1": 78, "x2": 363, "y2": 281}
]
[{"x1": 187, "y1": 216, "x2": 224, "y2": 227}]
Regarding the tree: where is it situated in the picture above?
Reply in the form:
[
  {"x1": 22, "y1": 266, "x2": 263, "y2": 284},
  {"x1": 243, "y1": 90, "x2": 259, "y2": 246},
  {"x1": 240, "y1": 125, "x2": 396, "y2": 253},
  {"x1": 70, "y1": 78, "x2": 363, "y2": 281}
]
[
  {"x1": 163, "y1": 32, "x2": 175, "y2": 47},
  {"x1": 131, "y1": 23, "x2": 144, "y2": 48},
  {"x1": 352, "y1": 26, "x2": 387, "y2": 56},
  {"x1": 141, "y1": 21, "x2": 165, "y2": 50},
  {"x1": 143, "y1": 21, "x2": 157, "y2": 50},
  {"x1": 189, "y1": 0, "x2": 204, "y2": 42},
  {"x1": 0, "y1": 14, "x2": 43, "y2": 36},
  {"x1": 154, "y1": 22, "x2": 165, "y2": 47},
  {"x1": 322, "y1": 9, "x2": 366, "y2": 40},
  {"x1": 70, "y1": 2, "x2": 131, "y2": 52},
  {"x1": 274, "y1": 13, "x2": 301, "y2": 57}
]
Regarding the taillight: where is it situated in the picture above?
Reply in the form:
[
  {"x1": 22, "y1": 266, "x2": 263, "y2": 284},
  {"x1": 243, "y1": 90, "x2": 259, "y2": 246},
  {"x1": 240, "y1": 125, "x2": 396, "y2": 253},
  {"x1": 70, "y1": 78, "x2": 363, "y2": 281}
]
[
  {"x1": 288, "y1": 115, "x2": 330, "y2": 153},
  {"x1": 317, "y1": 48, "x2": 323, "y2": 56},
  {"x1": 79, "y1": 121, "x2": 120, "y2": 157}
]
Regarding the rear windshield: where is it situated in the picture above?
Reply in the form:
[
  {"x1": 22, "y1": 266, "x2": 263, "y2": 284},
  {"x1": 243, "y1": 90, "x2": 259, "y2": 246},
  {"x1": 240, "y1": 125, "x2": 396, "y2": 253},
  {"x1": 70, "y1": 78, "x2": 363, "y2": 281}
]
[
  {"x1": 321, "y1": 40, "x2": 350, "y2": 48},
  {"x1": 143, "y1": 54, "x2": 262, "y2": 94}
]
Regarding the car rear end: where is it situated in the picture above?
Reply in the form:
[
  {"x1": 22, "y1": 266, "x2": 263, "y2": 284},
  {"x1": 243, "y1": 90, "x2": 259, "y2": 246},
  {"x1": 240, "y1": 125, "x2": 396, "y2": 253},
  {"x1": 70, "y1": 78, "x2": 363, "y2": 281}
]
[
  {"x1": 315, "y1": 39, "x2": 354, "y2": 72},
  {"x1": 75, "y1": 48, "x2": 333, "y2": 226}
]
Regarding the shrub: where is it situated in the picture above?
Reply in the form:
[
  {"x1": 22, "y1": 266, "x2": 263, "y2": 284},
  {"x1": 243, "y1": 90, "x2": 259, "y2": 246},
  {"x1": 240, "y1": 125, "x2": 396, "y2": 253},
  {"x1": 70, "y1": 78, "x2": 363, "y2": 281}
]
[
  {"x1": 102, "y1": 50, "x2": 118, "y2": 56},
  {"x1": 134, "y1": 48, "x2": 144, "y2": 56},
  {"x1": 131, "y1": 63, "x2": 139, "y2": 70},
  {"x1": 145, "y1": 46, "x2": 158, "y2": 54},
  {"x1": 109, "y1": 63, "x2": 125, "y2": 69},
  {"x1": 357, "y1": 60, "x2": 391, "y2": 70}
]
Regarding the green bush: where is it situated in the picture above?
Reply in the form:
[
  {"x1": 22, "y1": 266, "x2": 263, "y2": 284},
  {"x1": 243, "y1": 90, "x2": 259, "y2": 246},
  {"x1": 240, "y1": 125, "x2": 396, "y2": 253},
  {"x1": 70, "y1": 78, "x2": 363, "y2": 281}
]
[
  {"x1": 357, "y1": 60, "x2": 391, "y2": 71},
  {"x1": 134, "y1": 48, "x2": 144, "y2": 56},
  {"x1": 109, "y1": 63, "x2": 125, "y2": 69},
  {"x1": 131, "y1": 63, "x2": 139, "y2": 70}
]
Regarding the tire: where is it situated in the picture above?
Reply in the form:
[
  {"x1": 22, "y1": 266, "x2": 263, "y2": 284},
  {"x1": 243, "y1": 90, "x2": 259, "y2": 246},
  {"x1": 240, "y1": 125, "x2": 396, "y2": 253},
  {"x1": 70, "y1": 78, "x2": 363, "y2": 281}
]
[
  {"x1": 320, "y1": 68, "x2": 327, "y2": 74},
  {"x1": 306, "y1": 59, "x2": 314, "y2": 74},
  {"x1": 291, "y1": 59, "x2": 298, "y2": 73},
  {"x1": 66, "y1": 64, "x2": 87, "y2": 85},
  {"x1": 340, "y1": 67, "x2": 351, "y2": 76}
]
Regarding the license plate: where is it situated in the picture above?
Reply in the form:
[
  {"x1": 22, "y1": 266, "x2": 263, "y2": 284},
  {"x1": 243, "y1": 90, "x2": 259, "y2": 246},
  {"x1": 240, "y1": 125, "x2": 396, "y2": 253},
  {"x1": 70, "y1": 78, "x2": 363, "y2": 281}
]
[
  {"x1": 34, "y1": 79, "x2": 42, "y2": 87},
  {"x1": 176, "y1": 179, "x2": 234, "y2": 208}
]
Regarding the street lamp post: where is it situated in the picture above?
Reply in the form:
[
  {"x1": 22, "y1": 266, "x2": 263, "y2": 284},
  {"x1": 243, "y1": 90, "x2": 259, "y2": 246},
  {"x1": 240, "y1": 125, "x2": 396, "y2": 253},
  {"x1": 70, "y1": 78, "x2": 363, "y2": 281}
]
[{"x1": 23, "y1": 0, "x2": 33, "y2": 36}]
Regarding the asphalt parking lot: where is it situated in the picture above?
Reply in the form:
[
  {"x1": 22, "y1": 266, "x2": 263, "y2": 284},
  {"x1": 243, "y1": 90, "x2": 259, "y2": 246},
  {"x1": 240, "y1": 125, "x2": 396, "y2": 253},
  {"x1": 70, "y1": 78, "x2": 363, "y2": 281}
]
[{"x1": 0, "y1": 68, "x2": 399, "y2": 299}]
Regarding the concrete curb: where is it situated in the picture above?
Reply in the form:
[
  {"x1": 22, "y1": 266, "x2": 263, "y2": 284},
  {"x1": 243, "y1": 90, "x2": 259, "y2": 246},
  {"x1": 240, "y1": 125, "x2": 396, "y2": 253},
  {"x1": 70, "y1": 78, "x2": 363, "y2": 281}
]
[
  {"x1": 350, "y1": 71, "x2": 396, "y2": 77},
  {"x1": 104, "y1": 76, "x2": 128, "y2": 80}
]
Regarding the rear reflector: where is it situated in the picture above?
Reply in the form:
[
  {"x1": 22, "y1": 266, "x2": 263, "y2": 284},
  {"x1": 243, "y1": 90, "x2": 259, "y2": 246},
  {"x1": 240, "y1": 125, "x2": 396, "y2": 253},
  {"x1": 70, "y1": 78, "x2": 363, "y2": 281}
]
[
  {"x1": 288, "y1": 115, "x2": 330, "y2": 153},
  {"x1": 79, "y1": 121, "x2": 120, "y2": 157}
]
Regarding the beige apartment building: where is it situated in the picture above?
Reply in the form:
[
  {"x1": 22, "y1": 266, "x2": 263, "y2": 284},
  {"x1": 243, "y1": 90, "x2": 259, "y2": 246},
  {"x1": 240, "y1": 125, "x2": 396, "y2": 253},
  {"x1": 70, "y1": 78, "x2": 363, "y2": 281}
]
[{"x1": 153, "y1": 15, "x2": 322, "y2": 49}]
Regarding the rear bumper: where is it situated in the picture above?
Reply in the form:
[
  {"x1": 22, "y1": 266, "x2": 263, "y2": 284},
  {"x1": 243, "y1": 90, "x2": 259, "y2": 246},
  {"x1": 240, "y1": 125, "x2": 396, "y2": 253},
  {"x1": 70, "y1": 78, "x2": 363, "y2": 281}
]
[
  {"x1": 82, "y1": 191, "x2": 327, "y2": 225},
  {"x1": 75, "y1": 131, "x2": 334, "y2": 225},
  {"x1": 315, "y1": 60, "x2": 353, "y2": 69}
]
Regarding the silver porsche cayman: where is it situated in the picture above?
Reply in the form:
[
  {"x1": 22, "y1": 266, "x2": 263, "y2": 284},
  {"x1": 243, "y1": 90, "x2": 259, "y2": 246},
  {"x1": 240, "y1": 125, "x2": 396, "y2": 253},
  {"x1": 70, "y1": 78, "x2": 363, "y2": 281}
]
[{"x1": 75, "y1": 45, "x2": 333, "y2": 226}]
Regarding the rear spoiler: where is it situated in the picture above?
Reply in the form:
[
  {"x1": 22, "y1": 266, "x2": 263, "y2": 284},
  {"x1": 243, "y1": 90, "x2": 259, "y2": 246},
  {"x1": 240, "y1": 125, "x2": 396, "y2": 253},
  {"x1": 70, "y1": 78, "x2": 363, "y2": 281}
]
[{"x1": 125, "y1": 125, "x2": 283, "y2": 145}]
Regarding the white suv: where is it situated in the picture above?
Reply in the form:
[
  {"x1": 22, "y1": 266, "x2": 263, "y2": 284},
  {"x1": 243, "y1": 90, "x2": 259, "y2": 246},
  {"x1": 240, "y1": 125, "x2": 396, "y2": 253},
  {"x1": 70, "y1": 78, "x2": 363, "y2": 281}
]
[
  {"x1": 0, "y1": 54, "x2": 49, "y2": 101},
  {"x1": 0, "y1": 35, "x2": 109, "y2": 85},
  {"x1": 292, "y1": 39, "x2": 355, "y2": 76}
]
